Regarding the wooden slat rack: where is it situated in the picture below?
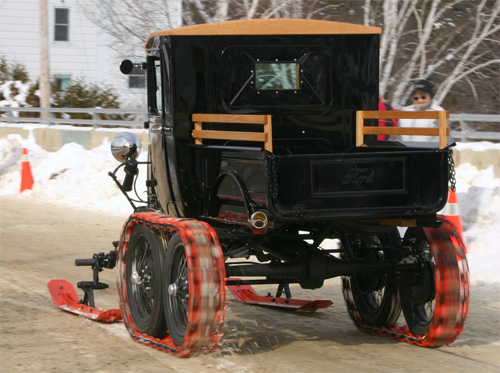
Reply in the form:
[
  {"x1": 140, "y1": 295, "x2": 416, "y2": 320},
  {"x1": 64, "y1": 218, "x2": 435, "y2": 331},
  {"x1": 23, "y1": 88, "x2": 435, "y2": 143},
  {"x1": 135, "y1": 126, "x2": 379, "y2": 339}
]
[
  {"x1": 192, "y1": 113, "x2": 273, "y2": 152},
  {"x1": 356, "y1": 110, "x2": 450, "y2": 149}
]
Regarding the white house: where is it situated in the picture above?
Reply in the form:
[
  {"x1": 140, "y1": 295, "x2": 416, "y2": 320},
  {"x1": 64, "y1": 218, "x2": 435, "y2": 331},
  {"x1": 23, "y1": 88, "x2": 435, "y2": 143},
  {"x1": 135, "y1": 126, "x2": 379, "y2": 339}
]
[{"x1": 0, "y1": 0, "x2": 182, "y2": 108}]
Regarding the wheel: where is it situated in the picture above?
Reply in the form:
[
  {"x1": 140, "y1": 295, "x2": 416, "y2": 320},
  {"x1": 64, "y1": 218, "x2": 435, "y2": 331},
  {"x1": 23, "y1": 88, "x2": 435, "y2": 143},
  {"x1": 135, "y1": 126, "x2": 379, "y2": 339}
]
[
  {"x1": 163, "y1": 223, "x2": 227, "y2": 352},
  {"x1": 342, "y1": 231, "x2": 401, "y2": 327},
  {"x1": 399, "y1": 227, "x2": 436, "y2": 336},
  {"x1": 125, "y1": 224, "x2": 167, "y2": 337},
  {"x1": 118, "y1": 215, "x2": 225, "y2": 356},
  {"x1": 164, "y1": 234, "x2": 188, "y2": 346},
  {"x1": 348, "y1": 259, "x2": 401, "y2": 327},
  {"x1": 399, "y1": 219, "x2": 469, "y2": 341}
]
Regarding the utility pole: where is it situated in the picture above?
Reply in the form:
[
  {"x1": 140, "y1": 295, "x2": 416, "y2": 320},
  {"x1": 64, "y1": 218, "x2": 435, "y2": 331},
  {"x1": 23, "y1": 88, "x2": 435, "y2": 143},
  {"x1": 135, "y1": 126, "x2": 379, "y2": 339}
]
[{"x1": 40, "y1": 0, "x2": 51, "y2": 119}]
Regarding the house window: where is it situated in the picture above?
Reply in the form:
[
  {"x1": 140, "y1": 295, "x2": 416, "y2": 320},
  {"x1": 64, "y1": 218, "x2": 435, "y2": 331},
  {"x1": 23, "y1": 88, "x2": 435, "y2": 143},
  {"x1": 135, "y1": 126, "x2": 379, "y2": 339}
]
[
  {"x1": 129, "y1": 66, "x2": 146, "y2": 89},
  {"x1": 54, "y1": 76, "x2": 70, "y2": 91},
  {"x1": 54, "y1": 8, "x2": 69, "y2": 42}
]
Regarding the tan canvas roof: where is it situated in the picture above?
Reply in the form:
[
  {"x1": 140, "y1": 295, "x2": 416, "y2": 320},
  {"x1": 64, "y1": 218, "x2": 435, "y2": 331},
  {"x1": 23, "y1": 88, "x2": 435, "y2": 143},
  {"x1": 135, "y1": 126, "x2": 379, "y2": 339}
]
[{"x1": 146, "y1": 19, "x2": 381, "y2": 48}]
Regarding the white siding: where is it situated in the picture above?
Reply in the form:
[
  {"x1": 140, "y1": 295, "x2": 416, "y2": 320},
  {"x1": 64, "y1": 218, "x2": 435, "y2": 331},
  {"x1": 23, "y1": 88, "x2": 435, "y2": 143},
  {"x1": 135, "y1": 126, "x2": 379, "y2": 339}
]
[
  {"x1": 0, "y1": 0, "x2": 182, "y2": 108},
  {"x1": 1, "y1": 0, "x2": 100, "y2": 82},
  {"x1": 0, "y1": 0, "x2": 41, "y2": 75}
]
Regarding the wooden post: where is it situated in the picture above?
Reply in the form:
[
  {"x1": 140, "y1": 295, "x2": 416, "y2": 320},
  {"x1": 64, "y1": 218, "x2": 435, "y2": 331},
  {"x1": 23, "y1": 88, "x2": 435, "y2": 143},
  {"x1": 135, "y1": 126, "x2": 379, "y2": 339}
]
[
  {"x1": 264, "y1": 115, "x2": 273, "y2": 152},
  {"x1": 438, "y1": 110, "x2": 448, "y2": 149},
  {"x1": 39, "y1": 0, "x2": 51, "y2": 120},
  {"x1": 194, "y1": 120, "x2": 202, "y2": 145},
  {"x1": 356, "y1": 111, "x2": 364, "y2": 146}
]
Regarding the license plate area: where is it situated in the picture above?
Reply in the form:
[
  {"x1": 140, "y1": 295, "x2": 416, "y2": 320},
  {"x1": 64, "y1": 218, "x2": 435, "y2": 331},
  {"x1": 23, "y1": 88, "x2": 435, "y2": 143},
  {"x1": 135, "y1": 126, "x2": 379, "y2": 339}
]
[{"x1": 311, "y1": 158, "x2": 406, "y2": 197}]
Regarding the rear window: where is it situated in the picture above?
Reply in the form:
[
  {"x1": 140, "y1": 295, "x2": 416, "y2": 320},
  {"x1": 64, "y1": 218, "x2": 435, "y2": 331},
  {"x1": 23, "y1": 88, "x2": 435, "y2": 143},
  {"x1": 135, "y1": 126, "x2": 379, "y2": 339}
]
[
  {"x1": 255, "y1": 62, "x2": 300, "y2": 90},
  {"x1": 222, "y1": 45, "x2": 331, "y2": 108}
]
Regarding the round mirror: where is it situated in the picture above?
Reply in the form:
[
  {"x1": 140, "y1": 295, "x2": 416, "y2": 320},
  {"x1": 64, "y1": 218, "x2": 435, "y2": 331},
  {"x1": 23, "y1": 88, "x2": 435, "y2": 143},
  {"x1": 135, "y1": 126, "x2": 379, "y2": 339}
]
[
  {"x1": 111, "y1": 132, "x2": 142, "y2": 162},
  {"x1": 120, "y1": 59, "x2": 134, "y2": 75}
]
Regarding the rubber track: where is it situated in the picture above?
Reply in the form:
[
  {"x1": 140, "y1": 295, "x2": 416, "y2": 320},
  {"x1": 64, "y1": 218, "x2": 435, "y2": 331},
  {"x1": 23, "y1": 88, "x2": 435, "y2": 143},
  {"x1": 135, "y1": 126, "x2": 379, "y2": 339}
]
[
  {"x1": 342, "y1": 216, "x2": 469, "y2": 347},
  {"x1": 116, "y1": 212, "x2": 226, "y2": 357}
]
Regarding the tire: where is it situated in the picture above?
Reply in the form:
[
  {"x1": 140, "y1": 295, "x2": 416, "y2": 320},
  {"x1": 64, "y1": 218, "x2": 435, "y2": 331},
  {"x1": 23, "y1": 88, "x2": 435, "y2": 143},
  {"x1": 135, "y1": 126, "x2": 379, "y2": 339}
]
[
  {"x1": 342, "y1": 232, "x2": 401, "y2": 327},
  {"x1": 399, "y1": 227, "x2": 439, "y2": 336},
  {"x1": 126, "y1": 224, "x2": 167, "y2": 337},
  {"x1": 164, "y1": 234, "x2": 189, "y2": 346},
  {"x1": 349, "y1": 276, "x2": 400, "y2": 326}
]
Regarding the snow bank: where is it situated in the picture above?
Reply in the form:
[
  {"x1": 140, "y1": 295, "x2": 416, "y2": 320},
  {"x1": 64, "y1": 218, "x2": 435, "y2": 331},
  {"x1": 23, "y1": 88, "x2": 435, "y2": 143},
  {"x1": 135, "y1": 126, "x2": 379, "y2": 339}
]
[
  {"x1": 0, "y1": 133, "x2": 498, "y2": 285},
  {"x1": 455, "y1": 160, "x2": 500, "y2": 285},
  {"x1": 0, "y1": 133, "x2": 145, "y2": 216}
]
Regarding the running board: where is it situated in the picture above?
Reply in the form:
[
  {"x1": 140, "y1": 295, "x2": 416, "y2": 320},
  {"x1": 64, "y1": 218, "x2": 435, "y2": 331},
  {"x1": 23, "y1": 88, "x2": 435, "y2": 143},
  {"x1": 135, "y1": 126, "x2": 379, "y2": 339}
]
[
  {"x1": 226, "y1": 280, "x2": 332, "y2": 311},
  {"x1": 48, "y1": 279, "x2": 122, "y2": 322}
]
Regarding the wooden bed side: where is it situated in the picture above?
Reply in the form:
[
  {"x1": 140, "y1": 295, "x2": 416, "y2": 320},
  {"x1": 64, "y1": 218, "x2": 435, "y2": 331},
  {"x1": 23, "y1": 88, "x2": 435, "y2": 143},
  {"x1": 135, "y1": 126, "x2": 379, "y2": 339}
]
[
  {"x1": 356, "y1": 111, "x2": 450, "y2": 149},
  {"x1": 192, "y1": 113, "x2": 273, "y2": 152}
]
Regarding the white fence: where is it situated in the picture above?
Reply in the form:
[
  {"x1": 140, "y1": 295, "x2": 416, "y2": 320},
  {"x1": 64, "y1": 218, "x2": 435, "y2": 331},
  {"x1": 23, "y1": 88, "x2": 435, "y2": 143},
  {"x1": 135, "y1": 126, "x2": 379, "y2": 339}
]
[
  {"x1": 448, "y1": 113, "x2": 500, "y2": 142},
  {"x1": 1, "y1": 107, "x2": 498, "y2": 141},
  {"x1": 0, "y1": 107, "x2": 146, "y2": 128}
]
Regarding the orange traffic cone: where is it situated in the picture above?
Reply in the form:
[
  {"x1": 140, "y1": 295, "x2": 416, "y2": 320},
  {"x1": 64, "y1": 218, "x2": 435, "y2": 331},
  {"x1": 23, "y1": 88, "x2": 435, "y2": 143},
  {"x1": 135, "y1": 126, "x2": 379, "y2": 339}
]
[
  {"x1": 20, "y1": 148, "x2": 34, "y2": 192},
  {"x1": 440, "y1": 189, "x2": 466, "y2": 252}
]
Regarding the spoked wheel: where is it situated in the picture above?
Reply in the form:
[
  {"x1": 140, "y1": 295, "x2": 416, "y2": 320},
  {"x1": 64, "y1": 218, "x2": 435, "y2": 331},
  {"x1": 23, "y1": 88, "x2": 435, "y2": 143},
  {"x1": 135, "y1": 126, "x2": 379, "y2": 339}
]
[
  {"x1": 399, "y1": 227, "x2": 435, "y2": 336},
  {"x1": 342, "y1": 231, "x2": 401, "y2": 327},
  {"x1": 164, "y1": 234, "x2": 188, "y2": 346},
  {"x1": 400, "y1": 216, "x2": 469, "y2": 344},
  {"x1": 124, "y1": 224, "x2": 167, "y2": 337}
]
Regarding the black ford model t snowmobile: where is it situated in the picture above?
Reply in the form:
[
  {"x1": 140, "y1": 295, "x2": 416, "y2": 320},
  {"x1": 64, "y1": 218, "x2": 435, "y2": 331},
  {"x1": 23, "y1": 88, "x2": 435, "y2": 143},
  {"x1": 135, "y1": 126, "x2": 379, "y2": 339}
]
[{"x1": 49, "y1": 19, "x2": 469, "y2": 357}]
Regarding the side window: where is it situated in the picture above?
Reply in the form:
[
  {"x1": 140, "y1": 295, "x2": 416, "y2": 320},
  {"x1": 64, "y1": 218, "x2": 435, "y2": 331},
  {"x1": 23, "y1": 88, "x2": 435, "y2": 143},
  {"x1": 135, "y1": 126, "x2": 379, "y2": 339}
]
[
  {"x1": 154, "y1": 60, "x2": 163, "y2": 114},
  {"x1": 54, "y1": 8, "x2": 70, "y2": 42},
  {"x1": 148, "y1": 56, "x2": 163, "y2": 115},
  {"x1": 162, "y1": 50, "x2": 171, "y2": 116},
  {"x1": 148, "y1": 54, "x2": 171, "y2": 116}
]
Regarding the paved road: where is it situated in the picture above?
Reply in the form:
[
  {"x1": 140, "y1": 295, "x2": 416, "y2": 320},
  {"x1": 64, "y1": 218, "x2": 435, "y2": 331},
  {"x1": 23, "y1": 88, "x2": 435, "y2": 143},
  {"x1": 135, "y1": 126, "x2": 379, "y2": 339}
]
[{"x1": 1, "y1": 196, "x2": 499, "y2": 372}]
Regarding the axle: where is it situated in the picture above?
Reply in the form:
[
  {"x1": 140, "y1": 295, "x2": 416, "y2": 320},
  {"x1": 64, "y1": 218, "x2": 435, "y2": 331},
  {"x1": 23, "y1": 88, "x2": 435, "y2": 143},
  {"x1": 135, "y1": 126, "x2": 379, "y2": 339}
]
[{"x1": 225, "y1": 254, "x2": 394, "y2": 289}]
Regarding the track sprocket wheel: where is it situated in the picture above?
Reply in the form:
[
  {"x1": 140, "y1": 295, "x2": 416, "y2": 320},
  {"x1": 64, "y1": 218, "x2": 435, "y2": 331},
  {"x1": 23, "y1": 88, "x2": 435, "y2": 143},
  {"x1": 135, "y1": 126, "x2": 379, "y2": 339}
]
[{"x1": 342, "y1": 232, "x2": 401, "y2": 328}]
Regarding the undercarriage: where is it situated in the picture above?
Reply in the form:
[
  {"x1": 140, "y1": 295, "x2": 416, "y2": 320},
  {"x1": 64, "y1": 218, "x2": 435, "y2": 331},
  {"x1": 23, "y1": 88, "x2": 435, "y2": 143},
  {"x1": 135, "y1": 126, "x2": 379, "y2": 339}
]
[{"x1": 49, "y1": 210, "x2": 468, "y2": 355}]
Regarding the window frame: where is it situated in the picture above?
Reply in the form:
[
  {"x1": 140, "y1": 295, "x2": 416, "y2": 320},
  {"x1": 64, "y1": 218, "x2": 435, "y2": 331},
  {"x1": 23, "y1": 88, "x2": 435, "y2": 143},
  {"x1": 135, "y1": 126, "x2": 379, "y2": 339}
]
[
  {"x1": 54, "y1": 76, "x2": 71, "y2": 91},
  {"x1": 147, "y1": 55, "x2": 163, "y2": 116},
  {"x1": 254, "y1": 61, "x2": 301, "y2": 91},
  {"x1": 54, "y1": 7, "x2": 70, "y2": 43}
]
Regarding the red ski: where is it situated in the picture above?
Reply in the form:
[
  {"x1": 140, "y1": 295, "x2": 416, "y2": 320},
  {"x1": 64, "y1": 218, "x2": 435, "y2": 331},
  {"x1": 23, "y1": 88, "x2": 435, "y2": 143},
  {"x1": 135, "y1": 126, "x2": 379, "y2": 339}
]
[
  {"x1": 227, "y1": 280, "x2": 332, "y2": 311},
  {"x1": 48, "y1": 279, "x2": 122, "y2": 322}
]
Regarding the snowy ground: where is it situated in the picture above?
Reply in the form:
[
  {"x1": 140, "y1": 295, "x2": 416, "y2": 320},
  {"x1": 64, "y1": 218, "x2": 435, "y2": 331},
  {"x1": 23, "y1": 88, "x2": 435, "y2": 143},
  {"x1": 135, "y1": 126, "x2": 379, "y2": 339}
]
[{"x1": 0, "y1": 131, "x2": 499, "y2": 285}]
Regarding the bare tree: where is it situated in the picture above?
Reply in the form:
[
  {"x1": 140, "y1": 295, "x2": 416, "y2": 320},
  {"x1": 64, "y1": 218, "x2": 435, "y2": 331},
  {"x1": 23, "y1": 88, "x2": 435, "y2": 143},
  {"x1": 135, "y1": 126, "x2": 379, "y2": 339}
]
[
  {"x1": 433, "y1": 0, "x2": 500, "y2": 106},
  {"x1": 358, "y1": 0, "x2": 500, "y2": 111},
  {"x1": 77, "y1": 0, "x2": 182, "y2": 52},
  {"x1": 80, "y1": 0, "x2": 499, "y2": 113},
  {"x1": 183, "y1": 0, "x2": 339, "y2": 24}
]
